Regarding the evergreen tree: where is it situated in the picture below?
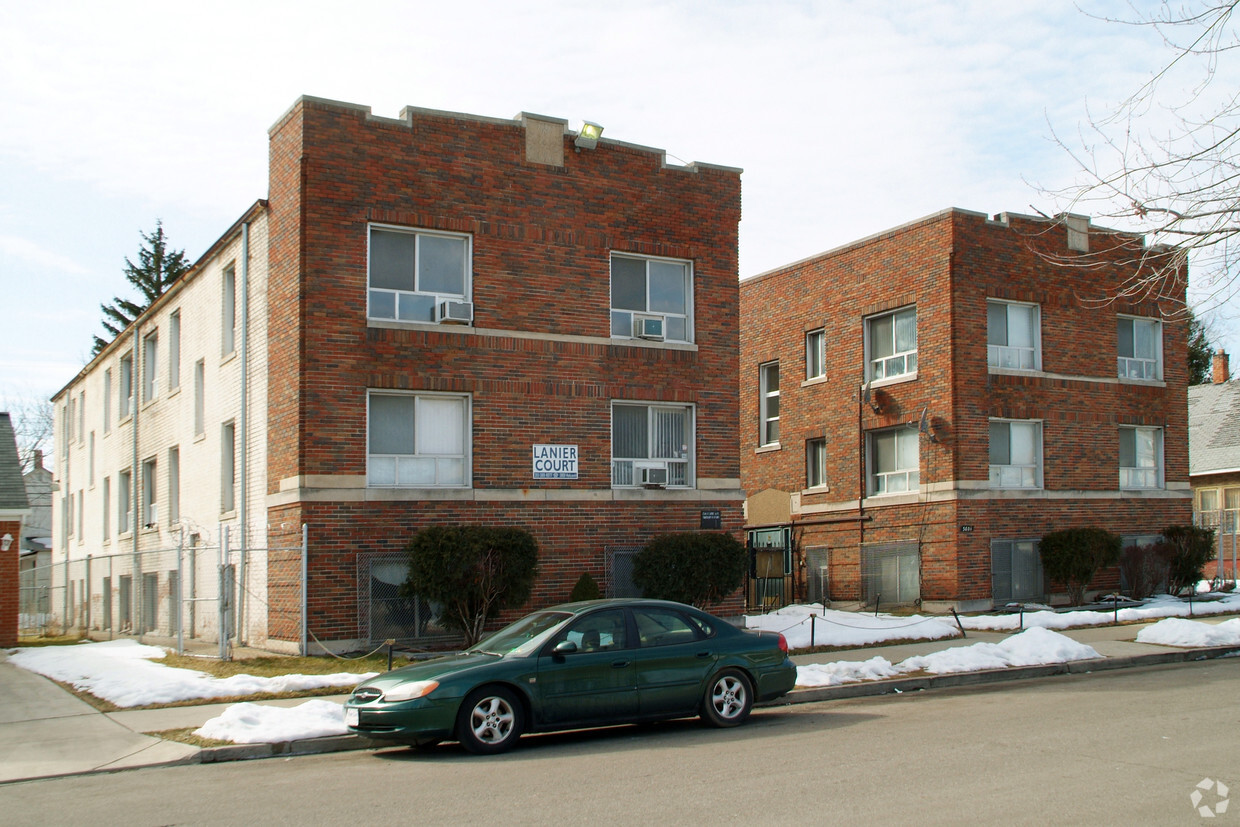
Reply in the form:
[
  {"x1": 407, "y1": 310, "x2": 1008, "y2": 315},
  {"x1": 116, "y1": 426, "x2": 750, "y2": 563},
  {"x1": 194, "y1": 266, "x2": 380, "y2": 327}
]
[
  {"x1": 1187, "y1": 310, "x2": 1215, "y2": 386},
  {"x1": 92, "y1": 221, "x2": 190, "y2": 355}
]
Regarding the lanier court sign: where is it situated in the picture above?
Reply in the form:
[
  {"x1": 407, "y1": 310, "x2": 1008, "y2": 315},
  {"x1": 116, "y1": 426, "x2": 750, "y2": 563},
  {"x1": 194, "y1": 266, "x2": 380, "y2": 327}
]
[{"x1": 532, "y1": 444, "x2": 579, "y2": 479}]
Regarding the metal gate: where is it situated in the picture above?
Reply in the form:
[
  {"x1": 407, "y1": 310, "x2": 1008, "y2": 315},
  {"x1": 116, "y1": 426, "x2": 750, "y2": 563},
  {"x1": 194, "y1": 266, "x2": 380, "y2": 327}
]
[{"x1": 861, "y1": 540, "x2": 920, "y2": 606}]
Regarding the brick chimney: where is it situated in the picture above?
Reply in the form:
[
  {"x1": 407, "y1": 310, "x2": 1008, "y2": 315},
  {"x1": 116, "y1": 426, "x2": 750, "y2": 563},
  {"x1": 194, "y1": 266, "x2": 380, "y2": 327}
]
[{"x1": 1213, "y1": 349, "x2": 1230, "y2": 384}]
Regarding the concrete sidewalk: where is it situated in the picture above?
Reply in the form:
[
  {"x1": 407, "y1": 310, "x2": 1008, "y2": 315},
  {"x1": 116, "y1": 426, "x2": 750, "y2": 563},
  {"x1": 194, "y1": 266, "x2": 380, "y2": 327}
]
[{"x1": 3, "y1": 616, "x2": 1239, "y2": 784}]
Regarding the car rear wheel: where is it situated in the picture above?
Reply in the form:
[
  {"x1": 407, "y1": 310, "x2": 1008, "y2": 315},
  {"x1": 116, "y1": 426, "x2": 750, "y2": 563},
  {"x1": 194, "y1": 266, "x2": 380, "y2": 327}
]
[
  {"x1": 701, "y1": 669, "x2": 753, "y2": 728},
  {"x1": 457, "y1": 686, "x2": 523, "y2": 754}
]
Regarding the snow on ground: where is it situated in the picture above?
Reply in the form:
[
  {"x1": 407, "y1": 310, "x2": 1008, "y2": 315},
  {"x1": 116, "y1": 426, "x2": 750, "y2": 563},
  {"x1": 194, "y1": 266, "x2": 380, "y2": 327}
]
[
  {"x1": 1136, "y1": 617, "x2": 1240, "y2": 648},
  {"x1": 6, "y1": 640, "x2": 375, "y2": 708},
  {"x1": 744, "y1": 604, "x2": 959, "y2": 649},
  {"x1": 795, "y1": 627, "x2": 1100, "y2": 688},
  {"x1": 959, "y1": 593, "x2": 1240, "y2": 633},
  {"x1": 194, "y1": 700, "x2": 351, "y2": 744}
]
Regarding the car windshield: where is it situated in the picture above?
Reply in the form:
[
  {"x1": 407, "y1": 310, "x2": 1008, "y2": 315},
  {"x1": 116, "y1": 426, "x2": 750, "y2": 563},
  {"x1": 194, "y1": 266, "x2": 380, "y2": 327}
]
[{"x1": 469, "y1": 611, "x2": 573, "y2": 656}]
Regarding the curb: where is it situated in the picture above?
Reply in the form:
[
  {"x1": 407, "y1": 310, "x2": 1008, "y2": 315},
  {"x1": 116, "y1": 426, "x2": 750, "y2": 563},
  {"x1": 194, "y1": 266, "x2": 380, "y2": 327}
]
[{"x1": 192, "y1": 643, "x2": 1240, "y2": 764}]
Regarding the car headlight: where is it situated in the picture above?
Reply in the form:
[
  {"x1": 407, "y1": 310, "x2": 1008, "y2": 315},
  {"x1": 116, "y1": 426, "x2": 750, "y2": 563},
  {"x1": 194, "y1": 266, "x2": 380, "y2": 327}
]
[{"x1": 381, "y1": 680, "x2": 440, "y2": 702}]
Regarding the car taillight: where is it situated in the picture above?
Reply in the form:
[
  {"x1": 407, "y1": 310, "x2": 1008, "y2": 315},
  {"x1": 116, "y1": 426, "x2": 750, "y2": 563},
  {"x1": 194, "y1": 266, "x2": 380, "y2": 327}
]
[{"x1": 777, "y1": 633, "x2": 788, "y2": 654}]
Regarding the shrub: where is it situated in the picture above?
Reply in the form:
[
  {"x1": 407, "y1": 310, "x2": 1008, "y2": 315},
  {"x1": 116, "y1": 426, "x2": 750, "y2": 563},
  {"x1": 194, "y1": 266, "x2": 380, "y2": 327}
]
[
  {"x1": 1039, "y1": 527, "x2": 1122, "y2": 606},
  {"x1": 403, "y1": 525, "x2": 539, "y2": 646},
  {"x1": 568, "y1": 572, "x2": 602, "y2": 602},
  {"x1": 631, "y1": 532, "x2": 747, "y2": 609},
  {"x1": 1118, "y1": 543, "x2": 1170, "y2": 600},
  {"x1": 1161, "y1": 524, "x2": 1216, "y2": 596}
]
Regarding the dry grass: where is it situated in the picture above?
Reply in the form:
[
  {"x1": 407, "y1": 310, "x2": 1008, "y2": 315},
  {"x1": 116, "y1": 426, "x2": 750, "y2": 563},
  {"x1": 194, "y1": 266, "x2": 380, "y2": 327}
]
[{"x1": 145, "y1": 727, "x2": 233, "y2": 748}]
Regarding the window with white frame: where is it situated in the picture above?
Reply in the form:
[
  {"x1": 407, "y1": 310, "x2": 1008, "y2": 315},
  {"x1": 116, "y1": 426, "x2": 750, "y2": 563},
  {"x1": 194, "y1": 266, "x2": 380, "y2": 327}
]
[
  {"x1": 866, "y1": 306, "x2": 917, "y2": 381},
  {"x1": 988, "y1": 300, "x2": 1040, "y2": 371},
  {"x1": 102, "y1": 476, "x2": 110, "y2": 541},
  {"x1": 193, "y1": 360, "x2": 205, "y2": 437},
  {"x1": 221, "y1": 421, "x2": 236, "y2": 512},
  {"x1": 759, "y1": 362, "x2": 780, "y2": 446},
  {"x1": 77, "y1": 392, "x2": 85, "y2": 444},
  {"x1": 118, "y1": 468, "x2": 132, "y2": 534},
  {"x1": 368, "y1": 391, "x2": 470, "y2": 487},
  {"x1": 1117, "y1": 316, "x2": 1162, "y2": 381},
  {"x1": 989, "y1": 419, "x2": 1042, "y2": 489},
  {"x1": 806, "y1": 329, "x2": 825, "y2": 380},
  {"x1": 368, "y1": 226, "x2": 471, "y2": 323},
  {"x1": 168, "y1": 447, "x2": 180, "y2": 524},
  {"x1": 611, "y1": 402, "x2": 693, "y2": 488},
  {"x1": 142, "y1": 331, "x2": 158, "y2": 402},
  {"x1": 222, "y1": 264, "x2": 237, "y2": 356},
  {"x1": 119, "y1": 352, "x2": 134, "y2": 418},
  {"x1": 610, "y1": 254, "x2": 693, "y2": 343},
  {"x1": 67, "y1": 397, "x2": 75, "y2": 445},
  {"x1": 1119, "y1": 426, "x2": 1163, "y2": 489},
  {"x1": 868, "y1": 427, "x2": 919, "y2": 495},
  {"x1": 806, "y1": 438, "x2": 826, "y2": 489},
  {"x1": 141, "y1": 458, "x2": 157, "y2": 528},
  {"x1": 103, "y1": 368, "x2": 112, "y2": 433},
  {"x1": 169, "y1": 310, "x2": 181, "y2": 390}
]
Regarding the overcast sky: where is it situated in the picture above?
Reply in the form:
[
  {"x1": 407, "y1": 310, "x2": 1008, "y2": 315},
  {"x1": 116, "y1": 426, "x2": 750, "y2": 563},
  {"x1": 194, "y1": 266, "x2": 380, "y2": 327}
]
[{"x1": 2, "y1": 0, "x2": 1236, "y2": 407}]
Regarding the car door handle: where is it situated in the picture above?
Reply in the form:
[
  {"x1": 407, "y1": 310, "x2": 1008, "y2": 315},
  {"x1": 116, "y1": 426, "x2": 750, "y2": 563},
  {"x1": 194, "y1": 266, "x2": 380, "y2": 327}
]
[
  {"x1": 696, "y1": 651, "x2": 712, "y2": 659},
  {"x1": 612, "y1": 660, "x2": 630, "y2": 668}
]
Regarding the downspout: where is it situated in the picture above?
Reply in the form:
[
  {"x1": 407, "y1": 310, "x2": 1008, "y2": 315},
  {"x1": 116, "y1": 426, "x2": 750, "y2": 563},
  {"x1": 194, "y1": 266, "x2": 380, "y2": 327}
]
[
  {"x1": 237, "y1": 221, "x2": 250, "y2": 645},
  {"x1": 131, "y1": 322, "x2": 141, "y2": 635}
]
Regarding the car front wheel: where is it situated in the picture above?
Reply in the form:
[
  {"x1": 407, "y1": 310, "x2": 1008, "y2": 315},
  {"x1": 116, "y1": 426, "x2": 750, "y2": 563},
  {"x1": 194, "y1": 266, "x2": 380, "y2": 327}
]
[
  {"x1": 701, "y1": 669, "x2": 753, "y2": 728},
  {"x1": 457, "y1": 686, "x2": 524, "y2": 754}
]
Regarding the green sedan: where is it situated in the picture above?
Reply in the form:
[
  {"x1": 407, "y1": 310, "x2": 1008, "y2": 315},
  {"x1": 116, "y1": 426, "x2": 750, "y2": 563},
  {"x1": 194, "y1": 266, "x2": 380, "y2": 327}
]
[{"x1": 345, "y1": 598, "x2": 796, "y2": 754}]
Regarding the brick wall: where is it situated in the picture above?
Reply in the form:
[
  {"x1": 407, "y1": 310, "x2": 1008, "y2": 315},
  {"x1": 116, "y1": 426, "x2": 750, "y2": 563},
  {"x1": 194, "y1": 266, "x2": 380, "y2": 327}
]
[
  {"x1": 741, "y1": 209, "x2": 1191, "y2": 608},
  {"x1": 0, "y1": 520, "x2": 17, "y2": 646}
]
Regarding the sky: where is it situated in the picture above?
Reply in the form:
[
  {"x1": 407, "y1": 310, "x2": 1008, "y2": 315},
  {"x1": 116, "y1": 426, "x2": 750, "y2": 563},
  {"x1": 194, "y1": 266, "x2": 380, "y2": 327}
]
[
  {"x1": 3, "y1": 0, "x2": 1238, "y2": 408},
  {"x1": 9, "y1": 596, "x2": 1240, "y2": 743}
]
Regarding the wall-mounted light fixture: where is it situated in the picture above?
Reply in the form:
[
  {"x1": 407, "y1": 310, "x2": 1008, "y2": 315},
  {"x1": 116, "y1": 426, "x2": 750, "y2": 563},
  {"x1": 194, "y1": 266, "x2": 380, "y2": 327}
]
[
  {"x1": 574, "y1": 121, "x2": 604, "y2": 150},
  {"x1": 1, "y1": 533, "x2": 12, "y2": 551}
]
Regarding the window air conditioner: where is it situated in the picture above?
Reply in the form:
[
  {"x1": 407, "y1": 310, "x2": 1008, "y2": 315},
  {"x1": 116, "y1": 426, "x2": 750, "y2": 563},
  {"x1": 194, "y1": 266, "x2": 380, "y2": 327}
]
[
  {"x1": 146, "y1": 504, "x2": 158, "y2": 529},
  {"x1": 632, "y1": 314, "x2": 665, "y2": 341},
  {"x1": 436, "y1": 300, "x2": 473, "y2": 325},
  {"x1": 638, "y1": 465, "x2": 669, "y2": 486}
]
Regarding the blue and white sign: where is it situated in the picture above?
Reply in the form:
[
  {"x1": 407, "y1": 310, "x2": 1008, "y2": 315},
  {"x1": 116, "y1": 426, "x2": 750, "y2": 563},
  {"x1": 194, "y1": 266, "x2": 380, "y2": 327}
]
[{"x1": 532, "y1": 444, "x2": 578, "y2": 479}]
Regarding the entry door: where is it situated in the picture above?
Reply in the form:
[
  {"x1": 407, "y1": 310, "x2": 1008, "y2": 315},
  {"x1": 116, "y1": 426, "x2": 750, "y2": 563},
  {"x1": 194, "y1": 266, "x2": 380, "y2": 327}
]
[
  {"x1": 536, "y1": 609, "x2": 637, "y2": 726},
  {"x1": 992, "y1": 539, "x2": 1044, "y2": 603}
]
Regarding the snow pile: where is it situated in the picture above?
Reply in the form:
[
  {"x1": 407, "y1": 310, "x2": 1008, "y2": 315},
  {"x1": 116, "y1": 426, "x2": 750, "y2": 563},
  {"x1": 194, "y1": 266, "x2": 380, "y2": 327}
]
[
  {"x1": 960, "y1": 593, "x2": 1240, "y2": 633},
  {"x1": 7, "y1": 640, "x2": 375, "y2": 708},
  {"x1": 194, "y1": 699, "x2": 349, "y2": 744},
  {"x1": 744, "y1": 604, "x2": 959, "y2": 649},
  {"x1": 1136, "y1": 617, "x2": 1240, "y2": 648},
  {"x1": 795, "y1": 627, "x2": 1100, "y2": 687}
]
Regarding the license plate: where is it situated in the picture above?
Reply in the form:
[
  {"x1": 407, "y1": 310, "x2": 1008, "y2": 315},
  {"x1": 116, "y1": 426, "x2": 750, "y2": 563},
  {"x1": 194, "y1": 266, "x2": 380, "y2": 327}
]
[{"x1": 345, "y1": 707, "x2": 359, "y2": 727}]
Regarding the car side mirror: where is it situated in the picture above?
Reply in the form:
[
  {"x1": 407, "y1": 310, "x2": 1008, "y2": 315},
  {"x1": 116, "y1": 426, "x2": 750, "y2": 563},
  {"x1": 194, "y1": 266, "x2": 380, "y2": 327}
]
[{"x1": 553, "y1": 640, "x2": 578, "y2": 655}]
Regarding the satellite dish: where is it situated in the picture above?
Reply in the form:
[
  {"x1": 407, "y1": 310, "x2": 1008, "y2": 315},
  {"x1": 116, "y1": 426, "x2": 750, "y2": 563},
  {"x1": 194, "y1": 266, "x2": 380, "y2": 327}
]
[
  {"x1": 860, "y1": 379, "x2": 872, "y2": 406},
  {"x1": 918, "y1": 407, "x2": 930, "y2": 433}
]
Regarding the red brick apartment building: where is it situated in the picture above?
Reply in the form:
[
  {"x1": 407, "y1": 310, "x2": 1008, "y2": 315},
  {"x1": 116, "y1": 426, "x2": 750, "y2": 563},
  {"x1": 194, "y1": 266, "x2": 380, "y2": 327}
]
[
  {"x1": 265, "y1": 98, "x2": 744, "y2": 647},
  {"x1": 51, "y1": 97, "x2": 744, "y2": 653},
  {"x1": 740, "y1": 209, "x2": 1191, "y2": 612}
]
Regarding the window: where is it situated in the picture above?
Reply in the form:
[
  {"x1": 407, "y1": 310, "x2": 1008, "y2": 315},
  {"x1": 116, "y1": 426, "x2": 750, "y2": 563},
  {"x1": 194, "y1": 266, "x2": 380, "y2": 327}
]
[
  {"x1": 89, "y1": 432, "x2": 95, "y2": 486},
  {"x1": 1117, "y1": 316, "x2": 1162, "y2": 380},
  {"x1": 169, "y1": 311, "x2": 181, "y2": 390},
  {"x1": 102, "y1": 477, "x2": 110, "y2": 541},
  {"x1": 368, "y1": 226, "x2": 470, "y2": 323},
  {"x1": 141, "y1": 457, "x2": 157, "y2": 528},
  {"x1": 1119, "y1": 426, "x2": 1163, "y2": 489},
  {"x1": 991, "y1": 539, "x2": 1044, "y2": 603},
  {"x1": 759, "y1": 362, "x2": 780, "y2": 446},
  {"x1": 611, "y1": 402, "x2": 694, "y2": 488},
  {"x1": 633, "y1": 607, "x2": 705, "y2": 647},
  {"x1": 118, "y1": 468, "x2": 132, "y2": 534},
  {"x1": 989, "y1": 419, "x2": 1042, "y2": 489},
  {"x1": 142, "y1": 331, "x2": 158, "y2": 402},
  {"x1": 806, "y1": 329, "x2": 825, "y2": 379},
  {"x1": 367, "y1": 392, "x2": 470, "y2": 487},
  {"x1": 119, "y1": 352, "x2": 134, "y2": 418},
  {"x1": 67, "y1": 397, "x2": 75, "y2": 445},
  {"x1": 103, "y1": 368, "x2": 112, "y2": 433},
  {"x1": 610, "y1": 253, "x2": 693, "y2": 343},
  {"x1": 76, "y1": 490, "x2": 84, "y2": 539},
  {"x1": 988, "y1": 300, "x2": 1040, "y2": 371},
  {"x1": 806, "y1": 438, "x2": 826, "y2": 489},
  {"x1": 194, "y1": 360, "x2": 205, "y2": 437},
  {"x1": 67, "y1": 490, "x2": 75, "y2": 537},
  {"x1": 222, "y1": 264, "x2": 237, "y2": 356},
  {"x1": 77, "y1": 392, "x2": 85, "y2": 444},
  {"x1": 866, "y1": 306, "x2": 917, "y2": 381},
  {"x1": 168, "y1": 447, "x2": 180, "y2": 524},
  {"x1": 221, "y1": 421, "x2": 236, "y2": 512},
  {"x1": 868, "y1": 427, "x2": 919, "y2": 495}
]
